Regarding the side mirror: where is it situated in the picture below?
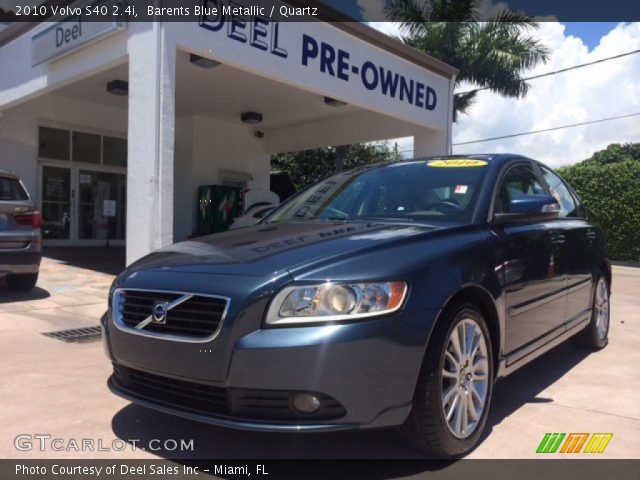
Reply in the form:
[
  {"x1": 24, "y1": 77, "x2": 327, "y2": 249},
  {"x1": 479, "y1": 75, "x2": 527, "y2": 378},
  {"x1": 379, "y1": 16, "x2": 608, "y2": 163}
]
[{"x1": 493, "y1": 194, "x2": 561, "y2": 224}]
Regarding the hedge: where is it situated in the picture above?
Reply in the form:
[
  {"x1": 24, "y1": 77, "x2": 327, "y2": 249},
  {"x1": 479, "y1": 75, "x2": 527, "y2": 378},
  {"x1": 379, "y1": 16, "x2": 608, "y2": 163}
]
[{"x1": 557, "y1": 160, "x2": 640, "y2": 262}]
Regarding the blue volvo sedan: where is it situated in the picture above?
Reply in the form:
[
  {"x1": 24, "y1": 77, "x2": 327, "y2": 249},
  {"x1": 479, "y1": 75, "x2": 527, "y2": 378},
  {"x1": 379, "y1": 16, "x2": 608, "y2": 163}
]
[{"x1": 103, "y1": 154, "x2": 610, "y2": 456}]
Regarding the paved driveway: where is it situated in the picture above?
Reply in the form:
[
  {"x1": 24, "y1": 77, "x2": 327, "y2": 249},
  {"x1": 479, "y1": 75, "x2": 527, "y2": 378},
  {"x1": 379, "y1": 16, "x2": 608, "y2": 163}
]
[{"x1": 1, "y1": 250, "x2": 638, "y2": 459}]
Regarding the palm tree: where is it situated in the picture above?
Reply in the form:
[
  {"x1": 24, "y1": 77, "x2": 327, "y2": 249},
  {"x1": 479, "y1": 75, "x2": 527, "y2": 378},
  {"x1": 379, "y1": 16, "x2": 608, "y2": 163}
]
[{"x1": 387, "y1": 0, "x2": 550, "y2": 119}]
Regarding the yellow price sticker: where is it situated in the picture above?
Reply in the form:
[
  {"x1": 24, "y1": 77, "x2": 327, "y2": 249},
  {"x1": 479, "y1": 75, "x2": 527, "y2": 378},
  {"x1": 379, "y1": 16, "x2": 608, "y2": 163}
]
[{"x1": 427, "y1": 159, "x2": 488, "y2": 167}]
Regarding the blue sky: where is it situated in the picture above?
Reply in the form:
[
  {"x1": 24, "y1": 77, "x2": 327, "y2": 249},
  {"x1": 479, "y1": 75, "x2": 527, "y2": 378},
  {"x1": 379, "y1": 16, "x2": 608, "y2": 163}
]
[
  {"x1": 319, "y1": 0, "x2": 621, "y2": 50},
  {"x1": 563, "y1": 23, "x2": 621, "y2": 49},
  {"x1": 366, "y1": 20, "x2": 640, "y2": 165}
]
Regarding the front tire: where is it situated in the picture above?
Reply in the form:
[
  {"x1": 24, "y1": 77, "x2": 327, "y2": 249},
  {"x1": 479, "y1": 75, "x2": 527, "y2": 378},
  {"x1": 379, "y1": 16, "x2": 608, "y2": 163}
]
[
  {"x1": 401, "y1": 303, "x2": 494, "y2": 457},
  {"x1": 573, "y1": 274, "x2": 610, "y2": 350},
  {"x1": 6, "y1": 272, "x2": 39, "y2": 291}
]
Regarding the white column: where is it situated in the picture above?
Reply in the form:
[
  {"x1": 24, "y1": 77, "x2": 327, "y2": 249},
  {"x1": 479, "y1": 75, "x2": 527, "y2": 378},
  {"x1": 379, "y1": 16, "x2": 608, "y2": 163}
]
[
  {"x1": 414, "y1": 74, "x2": 455, "y2": 158},
  {"x1": 126, "y1": 23, "x2": 176, "y2": 265},
  {"x1": 413, "y1": 129, "x2": 448, "y2": 158}
]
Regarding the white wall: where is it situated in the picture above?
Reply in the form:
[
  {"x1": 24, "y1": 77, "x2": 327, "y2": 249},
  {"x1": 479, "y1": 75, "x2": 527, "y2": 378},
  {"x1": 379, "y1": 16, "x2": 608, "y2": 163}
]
[
  {"x1": 0, "y1": 95, "x2": 127, "y2": 196},
  {"x1": 266, "y1": 110, "x2": 428, "y2": 154},
  {"x1": 0, "y1": 22, "x2": 131, "y2": 111},
  {"x1": 173, "y1": 115, "x2": 270, "y2": 242}
]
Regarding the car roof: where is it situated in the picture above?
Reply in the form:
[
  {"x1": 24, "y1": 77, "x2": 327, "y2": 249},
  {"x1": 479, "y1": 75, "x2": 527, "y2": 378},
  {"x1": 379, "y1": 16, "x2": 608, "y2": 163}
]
[{"x1": 0, "y1": 169, "x2": 19, "y2": 179}]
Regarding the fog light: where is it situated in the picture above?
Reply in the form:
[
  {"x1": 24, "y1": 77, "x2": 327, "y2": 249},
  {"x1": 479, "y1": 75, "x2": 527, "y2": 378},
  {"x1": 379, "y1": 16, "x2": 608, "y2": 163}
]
[{"x1": 293, "y1": 393, "x2": 321, "y2": 414}]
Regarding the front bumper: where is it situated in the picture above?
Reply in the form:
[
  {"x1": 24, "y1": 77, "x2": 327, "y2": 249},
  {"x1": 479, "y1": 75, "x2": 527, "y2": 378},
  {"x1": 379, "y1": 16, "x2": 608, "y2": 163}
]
[
  {"x1": 107, "y1": 375, "x2": 412, "y2": 432},
  {"x1": 103, "y1": 272, "x2": 438, "y2": 432}
]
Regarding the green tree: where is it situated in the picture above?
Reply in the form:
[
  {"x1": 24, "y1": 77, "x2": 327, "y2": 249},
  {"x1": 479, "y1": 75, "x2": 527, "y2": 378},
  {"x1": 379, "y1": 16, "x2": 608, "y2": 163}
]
[
  {"x1": 582, "y1": 142, "x2": 640, "y2": 166},
  {"x1": 386, "y1": 0, "x2": 550, "y2": 118},
  {"x1": 271, "y1": 142, "x2": 402, "y2": 188},
  {"x1": 558, "y1": 143, "x2": 640, "y2": 262}
]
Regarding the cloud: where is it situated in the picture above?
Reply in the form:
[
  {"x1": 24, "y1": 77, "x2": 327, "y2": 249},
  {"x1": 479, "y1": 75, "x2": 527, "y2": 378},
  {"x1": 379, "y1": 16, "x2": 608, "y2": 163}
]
[
  {"x1": 453, "y1": 22, "x2": 640, "y2": 167},
  {"x1": 367, "y1": 21, "x2": 404, "y2": 38},
  {"x1": 370, "y1": 21, "x2": 640, "y2": 166},
  {"x1": 356, "y1": 0, "x2": 387, "y2": 21}
]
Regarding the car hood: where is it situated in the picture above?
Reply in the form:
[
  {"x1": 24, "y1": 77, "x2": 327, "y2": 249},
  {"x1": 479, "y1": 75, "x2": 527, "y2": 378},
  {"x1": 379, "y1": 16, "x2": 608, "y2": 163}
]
[{"x1": 125, "y1": 221, "x2": 446, "y2": 277}]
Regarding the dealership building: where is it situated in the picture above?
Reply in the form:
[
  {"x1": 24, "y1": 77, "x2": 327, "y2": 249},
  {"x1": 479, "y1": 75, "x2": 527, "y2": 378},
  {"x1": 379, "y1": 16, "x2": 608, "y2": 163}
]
[{"x1": 0, "y1": 4, "x2": 457, "y2": 265}]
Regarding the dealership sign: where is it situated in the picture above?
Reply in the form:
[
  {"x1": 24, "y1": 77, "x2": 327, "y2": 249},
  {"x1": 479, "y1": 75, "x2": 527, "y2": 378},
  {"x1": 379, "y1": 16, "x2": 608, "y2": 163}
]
[
  {"x1": 191, "y1": 0, "x2": 450, "y2": 129},
  {"x1": 31, "y1": 0, "x2": 126, "y2": 67}
]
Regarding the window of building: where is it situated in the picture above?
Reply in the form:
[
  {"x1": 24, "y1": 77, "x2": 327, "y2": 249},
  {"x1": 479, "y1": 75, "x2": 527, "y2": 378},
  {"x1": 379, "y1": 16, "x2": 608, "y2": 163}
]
[
  {"x1": 38, "y1": 127, "x2": 126, "y2": 167},
  {"x1": 72, "y1": 132, "x2": 101, "y2": 164},
  {"x1": 39, "y1": 127, "x2": 70, "y2": 160},
  {"x1": 103, "y1": 136, "x2": 127, "y2": 167}
]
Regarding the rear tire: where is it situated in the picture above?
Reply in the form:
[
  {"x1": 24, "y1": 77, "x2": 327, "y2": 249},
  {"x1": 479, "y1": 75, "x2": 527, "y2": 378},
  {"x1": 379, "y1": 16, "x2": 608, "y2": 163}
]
[
  {"x1": 6, "y1": 272, "x2": 39, "y2": 291},
  {"x1": 573, "y1": 274, "x2": 610, "y2": 350},
  {"x1": 401, "y1": 303, "x2": 494, "y2": 457}
]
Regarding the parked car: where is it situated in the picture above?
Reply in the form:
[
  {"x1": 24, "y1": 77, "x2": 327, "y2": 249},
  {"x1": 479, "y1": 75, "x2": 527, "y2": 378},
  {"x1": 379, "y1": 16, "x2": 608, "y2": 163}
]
[
  {"x1": 103, "y1": 155, "x2": 610, "y2": 456},
  {"x1": 229, "y1": 203, "x2": 276, "y2": 230},
  {"x1": 0, "y1": 170, "x2": 42, "y2": 291}
]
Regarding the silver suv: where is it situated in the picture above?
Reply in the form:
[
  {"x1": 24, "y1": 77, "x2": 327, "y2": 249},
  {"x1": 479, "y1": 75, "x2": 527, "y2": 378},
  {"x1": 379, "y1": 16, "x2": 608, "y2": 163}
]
[{"x1": 0, "y1": 170, "x2": 42, "y2": 291}]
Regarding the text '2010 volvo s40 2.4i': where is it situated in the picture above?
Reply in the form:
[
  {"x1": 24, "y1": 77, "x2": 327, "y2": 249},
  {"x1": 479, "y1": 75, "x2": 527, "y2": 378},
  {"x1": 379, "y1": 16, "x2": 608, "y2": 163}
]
[{"x1": 102, "y1": 155, "x2": 610, "y2": 457}]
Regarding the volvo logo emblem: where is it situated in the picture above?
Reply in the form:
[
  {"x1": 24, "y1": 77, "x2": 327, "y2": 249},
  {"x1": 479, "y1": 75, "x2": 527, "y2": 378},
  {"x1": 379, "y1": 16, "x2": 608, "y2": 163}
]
[
  {"x1": 133, "y1": 294, "x2": 193, "y2": 331},
  {"x1": 152, "y1": 301, "x2": 169, "y2": 324}
]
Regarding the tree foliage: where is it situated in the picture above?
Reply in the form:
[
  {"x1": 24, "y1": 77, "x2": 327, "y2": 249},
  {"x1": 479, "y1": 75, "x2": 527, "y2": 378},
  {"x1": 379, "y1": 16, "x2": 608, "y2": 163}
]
[
  {"x1": 386, "y1": 0, "x2": 550, "y2": 118},
  {"x1": 271, "y1": 142, "x2": 402, "y2": 188},
  {"x1": 558, "y1": 143, "x2": 640, "y2": 262},
  {"x1": 581, "y1": 142, "x2": 640, "y2": 166}
]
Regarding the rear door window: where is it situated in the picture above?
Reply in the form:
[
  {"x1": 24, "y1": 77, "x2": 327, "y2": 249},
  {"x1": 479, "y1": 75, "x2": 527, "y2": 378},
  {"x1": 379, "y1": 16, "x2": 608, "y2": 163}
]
[{"x1": 0, "y1": 177, "x2": 29, "y2": 201}]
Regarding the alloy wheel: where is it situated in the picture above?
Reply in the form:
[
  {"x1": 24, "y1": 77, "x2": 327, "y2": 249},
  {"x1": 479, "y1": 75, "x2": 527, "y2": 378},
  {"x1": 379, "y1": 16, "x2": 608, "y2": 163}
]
[
  {"x1": 594, "y1": 277, "x2": 610, "y2": 340},
  {"x1": 441, "y1": 318, "x2": 489, "y2": 439}
]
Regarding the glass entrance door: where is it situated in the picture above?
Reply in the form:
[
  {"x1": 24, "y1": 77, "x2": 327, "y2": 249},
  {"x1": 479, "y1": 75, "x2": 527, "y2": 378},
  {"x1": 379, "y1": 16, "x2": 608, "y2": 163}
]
[
  {"x1": 76, "y1": 170, "x2": 126, "y2": 245},
  {"x1": 41, "y1": 165, "x2": 72, "y2": 243},
  {"x1": 40, "y1": 165, "x2": 126, "y2": 246}
]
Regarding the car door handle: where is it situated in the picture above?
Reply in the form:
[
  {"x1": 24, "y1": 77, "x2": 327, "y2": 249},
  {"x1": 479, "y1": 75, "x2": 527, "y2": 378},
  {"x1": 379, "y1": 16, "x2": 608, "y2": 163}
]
[
  {"x1": 586, "y1": 230, "x2": 597, "y2": 240},
  {"x1": 551, "y1": 233, "x2": 566, "y2": 244}
]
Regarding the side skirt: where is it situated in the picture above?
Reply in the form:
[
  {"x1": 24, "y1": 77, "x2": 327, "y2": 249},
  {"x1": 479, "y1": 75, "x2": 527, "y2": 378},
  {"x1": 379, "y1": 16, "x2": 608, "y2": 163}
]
[{"x1": 497, "y1": 309, "x2": 591, "y2": 378}]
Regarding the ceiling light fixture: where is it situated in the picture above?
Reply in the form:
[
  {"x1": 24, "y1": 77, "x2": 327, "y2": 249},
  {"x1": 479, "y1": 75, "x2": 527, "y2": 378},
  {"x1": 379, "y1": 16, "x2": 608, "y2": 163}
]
[
  {"x1": 189, "y1": 54, "x2": 221, "y2": 69},
  {"x1": 324, "y1": 96, "x2": 347, "y2": 107},
  {"x1": 241, "y1": 112, "x2": 263, "y2": 125},
  {"x1": 106, "y1": 80, "x2": 128, "y2": 96}
]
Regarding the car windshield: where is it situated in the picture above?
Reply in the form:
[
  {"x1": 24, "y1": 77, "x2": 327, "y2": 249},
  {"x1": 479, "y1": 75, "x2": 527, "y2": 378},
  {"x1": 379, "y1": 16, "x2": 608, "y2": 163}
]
[{"x1": 263, "y1": 159, "x2": 489, "y2": 225}]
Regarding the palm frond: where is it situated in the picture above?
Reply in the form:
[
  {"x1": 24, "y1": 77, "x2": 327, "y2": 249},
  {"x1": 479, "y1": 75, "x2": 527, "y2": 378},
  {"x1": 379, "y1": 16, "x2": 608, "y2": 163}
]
[
  {"x1": 385, "y1": 0, "x2": 433, "y2": 37},
  {"x1": 453, "y1": 91, "x2": 477, "y2": 121},
  {"x1": 386, "y1": 0, "x2": 551, "y2": 117}
]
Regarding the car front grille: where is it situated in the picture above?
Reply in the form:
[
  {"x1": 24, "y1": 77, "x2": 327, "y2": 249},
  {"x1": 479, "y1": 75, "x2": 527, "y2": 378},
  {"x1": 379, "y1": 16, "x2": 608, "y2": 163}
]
[
  {"x1": 112, "y1": 364, "x2": 346, "y2": 422},
  {"x1": 114, "y1": 289, "x2": 228, "y2": 339}
]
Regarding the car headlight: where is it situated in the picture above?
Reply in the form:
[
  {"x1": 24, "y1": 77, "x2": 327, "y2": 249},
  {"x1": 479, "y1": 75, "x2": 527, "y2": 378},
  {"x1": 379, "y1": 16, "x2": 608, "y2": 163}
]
[{"x1": 265, "y1": 281, "x2": 408, "y2": 326}]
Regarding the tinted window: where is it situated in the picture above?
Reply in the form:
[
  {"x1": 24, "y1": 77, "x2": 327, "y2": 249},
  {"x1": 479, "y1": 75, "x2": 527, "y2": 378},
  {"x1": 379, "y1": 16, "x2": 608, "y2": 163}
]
[
  {"x1": 39, "y1": 127, "x2": 70, "y2": 160},
  {"x1": 72, "y1": 132, "x2": 101, "y2": 164},
  {"x1": 0, "y1": 177, "x2": 28, "y2": 201},
  {"x1": 540, "y1": 166, "x2": 578, "y2": 218},
  {"x1": 264, "y1": 160, "x2": 489, "y2": 224},
  {"x1": 103, "y1": 136, "x2": 127, "y2": 167},
  {"x1": 497, "y1": 164, "x2": 545, "y2": 213}
]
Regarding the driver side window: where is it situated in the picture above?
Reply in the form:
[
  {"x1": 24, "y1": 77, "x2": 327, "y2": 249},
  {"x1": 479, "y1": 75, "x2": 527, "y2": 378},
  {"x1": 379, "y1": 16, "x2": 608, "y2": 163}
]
[{"x1": 497, "y1": 164, "x2": 545, "y2": 213}]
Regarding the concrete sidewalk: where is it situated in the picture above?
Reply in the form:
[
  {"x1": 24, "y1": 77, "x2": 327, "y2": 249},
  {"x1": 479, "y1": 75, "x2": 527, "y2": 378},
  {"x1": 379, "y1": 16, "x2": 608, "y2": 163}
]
[{"x1": 0, "y1": 252, "x2": 638, "y2": 460}]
